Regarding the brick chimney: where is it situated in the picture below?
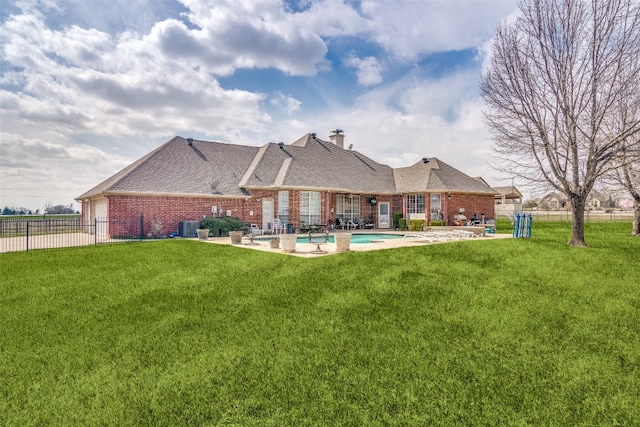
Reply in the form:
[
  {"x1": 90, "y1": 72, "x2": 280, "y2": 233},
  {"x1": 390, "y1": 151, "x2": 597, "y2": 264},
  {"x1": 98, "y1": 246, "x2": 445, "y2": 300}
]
[{"x1": 329, "y1": 129, "x2": 345, "y2": 148}]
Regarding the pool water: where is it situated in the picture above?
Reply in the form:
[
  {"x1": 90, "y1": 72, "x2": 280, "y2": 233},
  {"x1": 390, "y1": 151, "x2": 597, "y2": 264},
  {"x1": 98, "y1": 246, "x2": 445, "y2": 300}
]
[{"x1": 297, "y1": 233, "x2": 403, "y2": 244}]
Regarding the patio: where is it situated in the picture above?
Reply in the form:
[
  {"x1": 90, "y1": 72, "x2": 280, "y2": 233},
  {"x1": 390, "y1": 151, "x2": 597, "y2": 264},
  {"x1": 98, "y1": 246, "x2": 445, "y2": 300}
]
[{"x1": 198, "y1": 230, "x2": 513, "y2": 258}]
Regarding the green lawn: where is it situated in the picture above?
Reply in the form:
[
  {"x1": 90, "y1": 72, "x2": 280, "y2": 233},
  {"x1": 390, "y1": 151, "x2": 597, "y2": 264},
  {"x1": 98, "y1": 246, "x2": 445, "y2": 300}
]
[{"x1": 1, "y1": 222, "x2": 639, "y2": 426}]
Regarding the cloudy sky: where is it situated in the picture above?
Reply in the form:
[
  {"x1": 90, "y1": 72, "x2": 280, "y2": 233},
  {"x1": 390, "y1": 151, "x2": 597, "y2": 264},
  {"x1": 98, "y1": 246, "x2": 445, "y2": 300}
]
[{"x1": 1, "y1": 0, "x2": 519, "y2": 211}]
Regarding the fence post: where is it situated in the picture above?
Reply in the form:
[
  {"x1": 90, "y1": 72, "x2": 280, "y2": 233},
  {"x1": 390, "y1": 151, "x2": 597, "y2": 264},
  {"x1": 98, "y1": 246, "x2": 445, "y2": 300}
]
[
  {"x1": 26, "y1": 222, "x2": 29, "y2": 252},
  {"x1": 94, "y1": 217, "x2": 98, "y2": 245},
  {"x1": 140, "y1": 214, "x2": 144, "y2": 241}
]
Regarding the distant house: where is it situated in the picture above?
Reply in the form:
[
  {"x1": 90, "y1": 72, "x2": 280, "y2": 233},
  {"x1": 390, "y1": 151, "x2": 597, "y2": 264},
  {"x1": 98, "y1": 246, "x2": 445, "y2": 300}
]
[
  {"x1": 537, "y1": 190, "x2": 618, "y2": 211},
  {"x1": 586, "y1": 190, "x2": 617, "y2": 209},
  {"x1": 77, "y1": 130, "x2": 497, "y2": 236},
  {"x1": 539, "y1": 193, "x2": 569, "y2": 210},
  {"x1": 492, "y1": 185, "x2": 523, "y2": 215}
]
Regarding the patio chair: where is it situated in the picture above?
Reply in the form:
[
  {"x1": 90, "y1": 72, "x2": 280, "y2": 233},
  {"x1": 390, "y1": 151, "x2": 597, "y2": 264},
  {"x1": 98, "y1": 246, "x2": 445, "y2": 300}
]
[
  {"x1": 250, "y1": 224, "x2": 262, "y2": 235},
  {"x1": 346, "y1": 219, "x2": 358, "y2": 230},
  {"x1": 403, "y1": 232, "x2": 440, "y2": 243},
  {"x1": 273, "y1": 219, "x2": 286, "y2": 235}
]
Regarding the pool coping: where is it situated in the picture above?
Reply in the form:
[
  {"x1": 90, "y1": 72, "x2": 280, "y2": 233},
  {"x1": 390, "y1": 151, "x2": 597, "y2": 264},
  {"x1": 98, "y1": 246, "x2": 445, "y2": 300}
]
[{"x1": 196, "y1": 230, "x2": 513, "y2": 258}]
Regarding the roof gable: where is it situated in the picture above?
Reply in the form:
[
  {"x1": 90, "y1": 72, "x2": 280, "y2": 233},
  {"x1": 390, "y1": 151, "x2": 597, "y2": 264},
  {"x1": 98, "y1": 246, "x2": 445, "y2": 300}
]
[
  {"x1": 394, "y1": 158, "x2": 496, "y2": 194},
  {"x1": 492, "y1": 186, "x2": 523, "y2": 198},
  {"x1": 243, "y1": 136, "x2": 397, "y2": 193},
  {"x1": 78, "y1": 137, "x2": 260, "y2": 199}
]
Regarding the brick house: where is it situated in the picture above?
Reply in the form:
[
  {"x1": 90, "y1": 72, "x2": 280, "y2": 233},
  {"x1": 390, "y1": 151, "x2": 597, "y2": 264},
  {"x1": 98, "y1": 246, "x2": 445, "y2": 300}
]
[{"x1": 76, "y1": 130, "x2": 497, "y2": 236}]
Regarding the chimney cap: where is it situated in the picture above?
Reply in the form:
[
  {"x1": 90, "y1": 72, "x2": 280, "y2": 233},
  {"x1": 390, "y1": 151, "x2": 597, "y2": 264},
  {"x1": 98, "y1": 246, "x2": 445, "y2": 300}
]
[{"x1": 330, "y1": 128, "x2": 344, "y2": 135}]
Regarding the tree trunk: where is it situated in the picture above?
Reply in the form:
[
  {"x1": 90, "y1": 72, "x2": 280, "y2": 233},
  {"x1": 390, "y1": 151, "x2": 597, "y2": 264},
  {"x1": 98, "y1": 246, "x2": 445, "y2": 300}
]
[
  {"x1": 568, "y1": 194, "x2": 588, "y2": 247},
  {"x1": 633, "y1": 197, "x2": 640, "y2": 237}
]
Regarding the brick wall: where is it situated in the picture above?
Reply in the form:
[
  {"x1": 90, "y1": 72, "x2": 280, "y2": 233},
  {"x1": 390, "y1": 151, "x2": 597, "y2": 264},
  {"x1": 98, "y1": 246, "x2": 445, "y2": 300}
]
[
  {"x1": 109, "y1": 195, "x2": 247, "y2": 236},
  {"x1": 443, "y1": 194, "x2": 495, "y2": 224},
  {"x1": 103, "y1": 191, "x2": 495, "y2": 236}
]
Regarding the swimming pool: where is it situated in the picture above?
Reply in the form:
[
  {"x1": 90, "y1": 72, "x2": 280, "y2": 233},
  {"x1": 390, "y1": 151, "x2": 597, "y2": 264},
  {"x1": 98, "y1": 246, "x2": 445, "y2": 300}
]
[{"x1": 296, "y1": 233, "x2": 404, "y2": 244}]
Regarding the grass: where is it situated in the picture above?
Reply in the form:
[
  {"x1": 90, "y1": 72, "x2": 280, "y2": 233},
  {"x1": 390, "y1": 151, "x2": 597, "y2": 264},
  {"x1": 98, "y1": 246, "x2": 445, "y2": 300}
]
[{"x1": 1, "y1": 222, "x2": 639, "y2": 426}]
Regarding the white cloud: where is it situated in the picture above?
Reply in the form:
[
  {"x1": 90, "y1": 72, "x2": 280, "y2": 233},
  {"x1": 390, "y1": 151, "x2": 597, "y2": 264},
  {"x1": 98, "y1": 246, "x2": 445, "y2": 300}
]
[
  {"x1": 176, "y1": 0, "x2": 329, "y2": 76},
  {"x1": 344, "y1": 55, "x2": 383, "y2": 86},
  {"x1": 0, "y1": 0, "x2": 520, "y2": 210},
  {"x1": 361, "y1": 0, "x2": 517, "y2": 58},
  {"x1": 0, "y1": 5, "x2": 270, "y2": 140},
  {"x1": 0, "y1": 132, "x2": 131, "y2": 209},
  {"x1": 293, "y1": 67, "x2": 500, "y2": 183},
  {"x1": 270, "y1": 92, "x2": 302, "y2": 115}
]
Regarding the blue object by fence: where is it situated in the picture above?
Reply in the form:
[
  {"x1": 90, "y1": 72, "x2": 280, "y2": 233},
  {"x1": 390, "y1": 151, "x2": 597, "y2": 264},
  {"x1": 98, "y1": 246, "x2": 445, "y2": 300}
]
[{"x1": 513, "y1": 213, "x2": 532, "y2": 238}]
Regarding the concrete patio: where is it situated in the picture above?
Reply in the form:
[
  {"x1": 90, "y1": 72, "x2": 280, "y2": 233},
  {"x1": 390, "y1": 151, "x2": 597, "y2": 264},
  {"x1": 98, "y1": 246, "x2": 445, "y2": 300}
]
[{"x1": 197, "y1": 230, "x2": 513, "y2": 258}]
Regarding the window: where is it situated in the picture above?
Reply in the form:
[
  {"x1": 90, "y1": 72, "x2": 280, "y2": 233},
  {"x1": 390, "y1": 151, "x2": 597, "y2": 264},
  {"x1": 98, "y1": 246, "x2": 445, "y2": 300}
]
[
  {"x1": 300, "y1": 191, "x2": 321, "y2": 225},
  {"x1": 430, "y1": 193, "x2": 441, "y2": 221},
  {"x1": 407, "y1": 194, "x2": 425, "y2": 214},
  {"x1": 336, "y1": 194, "x2": 361, "y2": 222},
  {"x1": 278, "y1": 191, "x2": 289, "y2": 224}
]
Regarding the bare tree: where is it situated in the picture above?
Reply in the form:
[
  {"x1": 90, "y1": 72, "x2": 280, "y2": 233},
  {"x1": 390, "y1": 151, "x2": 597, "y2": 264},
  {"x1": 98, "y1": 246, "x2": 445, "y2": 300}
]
[
  {"x1": 481, "y1": 0, "x2": 640, "y2": 246},
  {"x1": 612, "y1": 138, "x2": 640, "y2": 235}
]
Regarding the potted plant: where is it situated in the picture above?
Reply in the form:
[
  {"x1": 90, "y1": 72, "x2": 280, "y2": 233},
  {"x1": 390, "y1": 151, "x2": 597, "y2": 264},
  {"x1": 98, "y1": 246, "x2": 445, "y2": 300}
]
[
  {"x1": 279, "y1": 234, "x2": 297, "y2": 253},
  {"x1": 196, "y1": 227, "x2": 210, "y2": 240},
  {"x1": 335, "y1": 233, "x2": 351, "y2": 252},
  {"x1": 228, "y1": 230, "x2": 244, "y2": 244},
  {"x1": 201, "y1": 216, "x2": 246, "y2": 244},
  {"x1": 269, "y1": 238, "x2": 280, "y2": 249}
]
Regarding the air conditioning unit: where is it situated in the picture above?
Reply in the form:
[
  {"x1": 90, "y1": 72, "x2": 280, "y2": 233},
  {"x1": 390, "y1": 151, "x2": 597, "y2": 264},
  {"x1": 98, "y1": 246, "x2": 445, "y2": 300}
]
[{"x1": 179, "y1": 220, "x2": 199, "y2": 237}]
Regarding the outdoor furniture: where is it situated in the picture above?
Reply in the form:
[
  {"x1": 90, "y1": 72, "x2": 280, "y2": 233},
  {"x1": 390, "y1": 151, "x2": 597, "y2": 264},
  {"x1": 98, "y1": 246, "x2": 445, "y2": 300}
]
[
  {"x1": 346, "y1": 220, "x2": 358, "y2": 230},
  {"x1": 273, "y1": 219, "x2": 286, "y2": 234},
  {"x1": 308, "y1": 229, "x2": 329, "y2": 254},
  {"x1": 250, "y1": 224, "x2": 262, "y2": 235},
  {"x1": 300, "y1": 223, "x2": 323, "y2": 233},
  {"x1": 403, "y1": 229, "x2": 482, "y2": 243}
]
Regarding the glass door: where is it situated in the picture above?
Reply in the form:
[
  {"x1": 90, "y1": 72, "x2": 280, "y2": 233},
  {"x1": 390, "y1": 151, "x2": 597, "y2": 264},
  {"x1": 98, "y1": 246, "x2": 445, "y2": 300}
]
[
  {"x1": 378, "y1": 202, "x2": 390, "y2": 228},
  {"x1": 262, "y1": 198, "x2": 274, "y2": 233}
]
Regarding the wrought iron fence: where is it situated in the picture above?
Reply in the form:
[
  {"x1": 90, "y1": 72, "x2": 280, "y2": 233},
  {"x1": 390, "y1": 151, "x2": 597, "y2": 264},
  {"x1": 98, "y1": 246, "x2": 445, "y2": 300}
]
[{"x1": 0, "y1": 215, "x2": 145, "y2": 253}]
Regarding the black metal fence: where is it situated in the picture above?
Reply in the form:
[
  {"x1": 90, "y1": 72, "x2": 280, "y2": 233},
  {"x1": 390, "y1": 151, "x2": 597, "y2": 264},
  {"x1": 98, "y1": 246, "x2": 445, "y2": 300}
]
[{"x1": 0, "y1": 215, "x2": 145, "y2": 253}]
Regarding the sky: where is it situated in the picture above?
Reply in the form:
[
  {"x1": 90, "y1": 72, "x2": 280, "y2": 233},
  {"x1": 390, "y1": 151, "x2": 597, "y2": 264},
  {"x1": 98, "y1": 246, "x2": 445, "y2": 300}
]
[{"x1": 0, "y1": 0, "x2": 520, "y2": 212}]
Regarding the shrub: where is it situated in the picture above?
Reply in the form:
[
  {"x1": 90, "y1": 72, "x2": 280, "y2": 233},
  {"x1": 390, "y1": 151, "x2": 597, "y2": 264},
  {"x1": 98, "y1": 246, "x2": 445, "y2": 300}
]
[
  {"x1": 146, "y1": 219, "x2": 164, "y2": 238},
  {"x1": 398, "y1": 218, "x2": 407, "y2": 230},
  {"x1": 429, "y1": 220, "x2": 445, "y2": 227},
  {"x1": 393, "y1": 212, "x2": 403, "y2": 229},
  {"x1": 200, "y1": 217, "x2": 246, "y2": 237},
  {"x1": 408, "y1": 219, "x2": 425, "y2": 231}
]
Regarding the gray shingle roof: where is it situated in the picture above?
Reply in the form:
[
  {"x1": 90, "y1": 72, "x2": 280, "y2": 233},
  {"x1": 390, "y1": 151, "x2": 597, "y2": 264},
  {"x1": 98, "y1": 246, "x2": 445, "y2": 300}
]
[
  {"x1": 492, "y1": 186, "x2": 523, "y2": 198},
  {"x1": 77, "y1": 136, "x2": 259, "y2": 199},
  {"x1": 394, "y1": 158, "x2": 497, "y2": 194},
  {"x1": 242, "y1": 134, "x2": 397, "y2": 193},
  {"x1": 77, "y1": 134, "x2": 494, "y2": 200}
]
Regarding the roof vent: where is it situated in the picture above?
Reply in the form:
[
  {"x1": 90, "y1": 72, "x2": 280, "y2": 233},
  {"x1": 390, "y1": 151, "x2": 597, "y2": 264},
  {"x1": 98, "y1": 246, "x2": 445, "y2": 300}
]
[
  {"x1": 310, "y1": 133, "x2": 316, "y2": 139},
  {"x1": 187, "y1": 137, "x2": 194, "y2": 146},
  {"x1": 278, "y1": 142, "x2": 284, "y2": 150},
  {"x1": 422, "y1": 157, "x2": 429, "y2": 163}
]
